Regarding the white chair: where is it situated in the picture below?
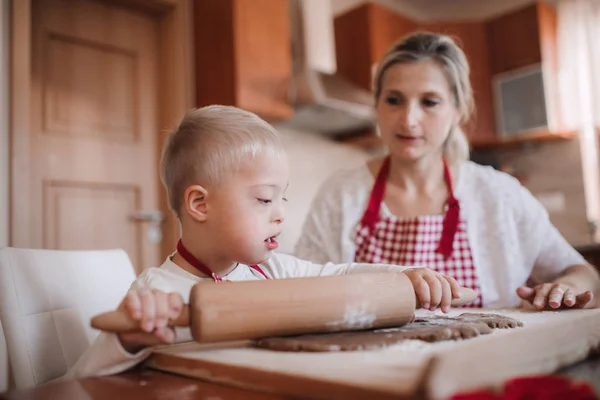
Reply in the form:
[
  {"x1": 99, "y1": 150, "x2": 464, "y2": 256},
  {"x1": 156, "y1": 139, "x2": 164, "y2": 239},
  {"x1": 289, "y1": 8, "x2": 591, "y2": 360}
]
[
  {"x1": 0, "y1": 247, "x2": 136, "y2": 390},
  {"x1": 0, "y1": 318, "x2": 11, "y2": 392}
]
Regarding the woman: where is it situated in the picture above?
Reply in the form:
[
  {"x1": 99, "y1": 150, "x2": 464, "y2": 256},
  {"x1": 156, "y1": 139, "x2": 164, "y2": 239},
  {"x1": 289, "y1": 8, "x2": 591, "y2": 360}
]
[{"x1": 295, "y1": 31, "x2": 599, "y2": 309}]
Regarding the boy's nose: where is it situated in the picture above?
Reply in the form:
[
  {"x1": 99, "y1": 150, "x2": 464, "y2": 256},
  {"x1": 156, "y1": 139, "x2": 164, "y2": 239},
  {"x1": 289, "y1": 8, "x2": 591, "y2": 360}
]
[{"x1": 273, "y1": 205, "x2": 285, "y2": 224}]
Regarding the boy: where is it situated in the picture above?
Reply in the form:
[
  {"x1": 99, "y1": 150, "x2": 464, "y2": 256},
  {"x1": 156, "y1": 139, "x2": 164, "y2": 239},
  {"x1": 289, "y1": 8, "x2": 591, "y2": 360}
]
[{"x1": 67, "y1": 105, "x2": 460, "y2": 379}]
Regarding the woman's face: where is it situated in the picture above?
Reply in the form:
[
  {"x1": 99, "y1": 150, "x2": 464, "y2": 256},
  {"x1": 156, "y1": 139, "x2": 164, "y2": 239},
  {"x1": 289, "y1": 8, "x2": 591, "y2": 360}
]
[{"x1": 376, "y1": 59, "x2": 460, "y2": 163}]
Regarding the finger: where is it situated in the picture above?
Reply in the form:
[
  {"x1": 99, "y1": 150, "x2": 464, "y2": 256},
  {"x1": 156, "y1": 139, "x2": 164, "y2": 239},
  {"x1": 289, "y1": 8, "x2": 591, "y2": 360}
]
[
  {"x1": 533, "y1": 284, "x2": 553, "y2": 310},
  {"x1": 153, "y1": 291, "x2": 169, "y2": 329},
  {"x1": 167, "y1": 292, "x2": 184, "y2": 320},
  {"x1": 124, "y1": 291, "x2": 142, "y2": 321},
  {"x1": 563, "y1": 289, "x2": 576, "y2": 307},
  {"x1": 445, "y1": 275, "x2": 461, "y2": 298},
  {"x1": 438, "y1": 275, "x2": 452, "y2": 313},
  {"x1": 547, "y1": 284, "x2": 565, "y2": 309},
  {"x1": 423, "y1": 273, "x2": 442, "y2": 311},
  {"x1": 574, "y1": 291, "x2": 594, "y2": 309},
  {"x1": 413, "y1": 277, "x2": 431, "y2": 310},
  {"x1": 154, "y1": 327, "x2": 176, "y2": 344},
  {"x1": 516, "y1": 286, "x2": 535, "y2": 302},
  {"x1": 139, "y1": 289, "x2": 156, "y2": 332}
]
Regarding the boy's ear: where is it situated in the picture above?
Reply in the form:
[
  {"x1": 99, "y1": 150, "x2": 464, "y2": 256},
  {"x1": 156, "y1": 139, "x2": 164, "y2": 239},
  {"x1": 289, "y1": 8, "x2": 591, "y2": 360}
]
[{"x1": 183, "y1": 185, "x2": 209, "y2": 222}]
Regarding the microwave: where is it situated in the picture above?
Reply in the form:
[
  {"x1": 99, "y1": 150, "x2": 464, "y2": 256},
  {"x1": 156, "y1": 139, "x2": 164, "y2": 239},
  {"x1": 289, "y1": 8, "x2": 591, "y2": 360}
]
[{"x1": 492, "y1": 63, "x2": 557, "y2": 139}]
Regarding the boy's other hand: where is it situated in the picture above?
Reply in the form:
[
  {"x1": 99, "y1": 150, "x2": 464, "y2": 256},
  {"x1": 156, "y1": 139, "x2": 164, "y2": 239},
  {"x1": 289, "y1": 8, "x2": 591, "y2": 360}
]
[
  {"x1": 403, "y1": 268, "x2": 461, "y2": 313},
  {"x1": 117, "y1": 288, "x2": 184, "y2": 353}
]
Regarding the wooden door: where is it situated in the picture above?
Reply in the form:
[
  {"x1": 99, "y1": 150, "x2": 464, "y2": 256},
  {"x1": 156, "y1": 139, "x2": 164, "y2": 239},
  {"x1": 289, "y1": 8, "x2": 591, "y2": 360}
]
[{"x1": 24, "y1": 0, "x2": 162, "y2": 273}]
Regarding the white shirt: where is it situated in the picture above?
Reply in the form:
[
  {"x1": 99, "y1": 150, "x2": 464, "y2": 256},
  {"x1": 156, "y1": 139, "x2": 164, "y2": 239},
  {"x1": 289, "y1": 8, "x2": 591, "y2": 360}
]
[
  {"x1": 66, "y1": 253, "x2": 411, "y2": 379},
  {"x1": 294, "y1": 161, "x2": 585, "y2": 308}
]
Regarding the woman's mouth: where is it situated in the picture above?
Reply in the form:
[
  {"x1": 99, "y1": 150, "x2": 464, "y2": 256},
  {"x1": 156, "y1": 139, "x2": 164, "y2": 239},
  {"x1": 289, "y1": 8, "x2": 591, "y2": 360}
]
[
  {"x1": 264, "y1": 236, "x2": 279, "y2": 250},
  {"x1": 395, "y1": 134, "x2": 422, "y2": 142}
]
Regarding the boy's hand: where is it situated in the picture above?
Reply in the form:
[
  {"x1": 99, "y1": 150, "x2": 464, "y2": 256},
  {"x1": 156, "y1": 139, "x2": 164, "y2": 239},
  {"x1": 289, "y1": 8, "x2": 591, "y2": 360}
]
[
  {"x1": 517, "y1": 283, "x2": 594, "y2": 310},
  {"x1": 403, "y1": 268, "x2": 461, "y2": 313},
  {"x1": 117, "y1": 288, "x2": 184, "y2": 354}
]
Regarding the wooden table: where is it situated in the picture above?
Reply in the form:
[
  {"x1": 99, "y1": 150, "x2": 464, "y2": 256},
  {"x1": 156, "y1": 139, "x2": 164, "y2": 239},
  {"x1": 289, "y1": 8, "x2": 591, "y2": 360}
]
[
  {"x1": 1, "y1": 356, "x2": 598, "y2": 400},
  {"x1": 0, "y1": 369, "x2": 293, "y2": 400}
]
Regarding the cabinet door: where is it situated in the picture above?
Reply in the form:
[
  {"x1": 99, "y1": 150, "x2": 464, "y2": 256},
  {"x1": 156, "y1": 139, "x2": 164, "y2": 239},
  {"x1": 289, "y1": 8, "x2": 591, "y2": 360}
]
[
  {"x1": 487, "y1": 4, "x2": 541, "y2": 74},
  {"x1": 334, "y1": 3, "x2": 416, "y2": 91},
  {"x1": 194, "y1": 0, "x2": 292, "y2": 121},
  {"x1": 234, "y1": 0, "x2": 292, "y2": 120}
]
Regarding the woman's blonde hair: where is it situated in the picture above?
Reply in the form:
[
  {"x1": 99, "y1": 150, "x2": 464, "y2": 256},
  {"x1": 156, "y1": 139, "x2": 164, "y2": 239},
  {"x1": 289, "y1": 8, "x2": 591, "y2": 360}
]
[{"x1": 372, "y1": 31, "x2": 473, "y2": 164}]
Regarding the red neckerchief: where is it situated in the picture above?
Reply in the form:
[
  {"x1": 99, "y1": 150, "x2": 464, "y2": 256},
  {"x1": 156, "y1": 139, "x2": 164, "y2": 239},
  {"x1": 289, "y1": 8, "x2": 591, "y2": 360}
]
[{"x1": 176, "y1": 239, "x2": 269, "y2": 281}]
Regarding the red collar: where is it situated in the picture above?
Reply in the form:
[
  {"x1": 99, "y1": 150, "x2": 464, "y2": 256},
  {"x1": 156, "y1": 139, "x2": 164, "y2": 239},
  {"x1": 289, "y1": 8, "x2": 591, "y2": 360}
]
[{"x1": 176, "y1": 240, "x2": 270, "y2": 281}]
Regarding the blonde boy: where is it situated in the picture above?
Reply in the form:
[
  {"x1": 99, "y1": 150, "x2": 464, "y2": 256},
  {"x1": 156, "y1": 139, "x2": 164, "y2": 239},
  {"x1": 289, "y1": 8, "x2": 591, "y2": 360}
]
[{"x1": 67, "y1": 105, "x2": 460, "y2": 379}]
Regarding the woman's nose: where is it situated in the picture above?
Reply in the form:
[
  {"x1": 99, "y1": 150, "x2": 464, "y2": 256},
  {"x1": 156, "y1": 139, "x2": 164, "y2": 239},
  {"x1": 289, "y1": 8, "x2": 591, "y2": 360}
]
[{"x1": 398, "y1": 103, "x2": 420, "y2": 129}]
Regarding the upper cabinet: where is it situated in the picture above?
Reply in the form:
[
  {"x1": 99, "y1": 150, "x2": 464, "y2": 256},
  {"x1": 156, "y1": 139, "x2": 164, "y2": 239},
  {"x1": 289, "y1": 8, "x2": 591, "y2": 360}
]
[
  {"x1": 334, "y1": 2, "x2": 416, "y2": 92},
  {"x1": 487, "y1": 2, "x2": 556, "y2": 75},
  {"x1": 193, "y1": 0, "x2": 293, "y2": 121}
]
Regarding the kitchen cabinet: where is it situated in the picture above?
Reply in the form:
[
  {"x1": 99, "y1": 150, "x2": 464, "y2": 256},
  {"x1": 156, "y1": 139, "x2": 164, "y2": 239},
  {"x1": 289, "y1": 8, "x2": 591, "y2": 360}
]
[
  {"x1": 193, "y1": 0, "x2": 293, "y2": 121},
  {"x1": 486, "y1": 2, "x2": 567, "y2": 137},
  {"x1": 334, "y1": 2, "x2": 417, "y2": 92},
  {"x1": 486, "y1": 2, "x2": 557, "y2": 75}
]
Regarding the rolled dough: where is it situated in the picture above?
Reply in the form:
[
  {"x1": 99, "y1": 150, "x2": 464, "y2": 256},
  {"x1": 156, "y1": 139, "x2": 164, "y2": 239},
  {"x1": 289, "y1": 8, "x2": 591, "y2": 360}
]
[{"x1": 255, "y1": 313, "x2": 523, "y2": 352}]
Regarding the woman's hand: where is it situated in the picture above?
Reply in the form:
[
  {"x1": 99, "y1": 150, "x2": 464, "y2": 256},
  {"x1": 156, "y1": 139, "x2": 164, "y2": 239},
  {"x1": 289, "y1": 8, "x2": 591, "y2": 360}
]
[
  {"x1": 117, "y1": 288, "x2": 184, "y2": 354},
  {"x1": 516, "y1": 283, "x2": 594, "y2": 310},
  {"x1": 403, "y1": 268, "x2": 461, "y2": 313}
]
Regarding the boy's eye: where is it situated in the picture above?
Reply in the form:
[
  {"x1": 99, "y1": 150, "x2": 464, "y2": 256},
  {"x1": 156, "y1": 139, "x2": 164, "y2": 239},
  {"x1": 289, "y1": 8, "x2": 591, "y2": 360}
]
[
  {"x1": 283, "y1": 197, "x2": 289, "y2": 203},
  {"x1": 257, "y1": 198, "x2": 272, "y2": 204}
]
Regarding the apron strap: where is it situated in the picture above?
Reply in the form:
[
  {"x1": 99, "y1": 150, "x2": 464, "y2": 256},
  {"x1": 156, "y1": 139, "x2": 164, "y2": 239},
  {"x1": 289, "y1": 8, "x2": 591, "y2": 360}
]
[
  {"x1": 436, "y1": 158, "x2": 460, "y2": 259},
  {"x1": 359, "y1": 157, "x2": 390, "y2": 229},
  {"x1": 249, "y1": 265, "x2": 269, "y2": 279}
]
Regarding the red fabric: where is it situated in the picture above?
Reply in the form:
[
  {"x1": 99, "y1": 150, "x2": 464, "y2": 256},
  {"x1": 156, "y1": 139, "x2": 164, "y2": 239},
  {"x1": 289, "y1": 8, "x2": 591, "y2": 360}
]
[
  {"x1": 176, "y1": 239, "x2": 269, "y2": 281},
  {"x1": 451, "y1": 375, "x2": 599, "y2": 400},
  {"x1": 354, "y1": 157, "x2": 483, "y2": 307}
]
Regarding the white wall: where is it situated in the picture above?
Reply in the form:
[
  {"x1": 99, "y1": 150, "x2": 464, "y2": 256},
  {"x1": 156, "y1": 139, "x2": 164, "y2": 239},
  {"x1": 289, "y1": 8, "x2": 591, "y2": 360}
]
[
  {"x1": 277, "y1": 128, "x2": 371, "y2": 253},
  {"x1": 0, "y1": 0, "x2": 9, "y2": 249}
]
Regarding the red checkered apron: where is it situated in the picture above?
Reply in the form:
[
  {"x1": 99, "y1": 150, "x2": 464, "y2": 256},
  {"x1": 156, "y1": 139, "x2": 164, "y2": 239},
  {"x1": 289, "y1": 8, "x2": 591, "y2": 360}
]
[{"x1": 354, "y1": 157, "x2": 482, "y2": 307}]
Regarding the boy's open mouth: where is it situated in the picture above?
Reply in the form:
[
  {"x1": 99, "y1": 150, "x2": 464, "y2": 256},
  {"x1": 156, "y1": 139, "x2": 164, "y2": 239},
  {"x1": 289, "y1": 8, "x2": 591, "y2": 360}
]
[{"x1": 264, "y1": 235, "x2": 279, "y2": 250}]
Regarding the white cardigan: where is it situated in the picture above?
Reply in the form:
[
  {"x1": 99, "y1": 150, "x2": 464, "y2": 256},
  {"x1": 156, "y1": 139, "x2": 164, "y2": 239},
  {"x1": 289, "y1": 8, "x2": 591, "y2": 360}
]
[{"x1": 294, "y1": 161, "x2": 585, "y2": 308}]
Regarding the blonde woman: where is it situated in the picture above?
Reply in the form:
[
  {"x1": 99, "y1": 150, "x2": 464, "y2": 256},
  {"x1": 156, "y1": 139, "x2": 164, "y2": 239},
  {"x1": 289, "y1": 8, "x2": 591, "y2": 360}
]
[{"x1": 295, "y1": 32, "x2": 600, "y2": 310}]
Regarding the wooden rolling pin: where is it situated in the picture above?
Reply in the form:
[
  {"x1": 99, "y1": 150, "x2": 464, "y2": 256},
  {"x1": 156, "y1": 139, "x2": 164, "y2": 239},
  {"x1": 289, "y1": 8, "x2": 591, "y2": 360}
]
[{"x1": 91, "y1": 272, "x2": 478, "y2": 343}]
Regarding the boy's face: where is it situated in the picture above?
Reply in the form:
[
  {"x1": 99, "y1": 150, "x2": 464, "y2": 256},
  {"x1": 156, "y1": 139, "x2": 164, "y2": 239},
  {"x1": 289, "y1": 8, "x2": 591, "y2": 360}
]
[{"x1": 207, "y1": 152, "x2": 289, "y2": 265}]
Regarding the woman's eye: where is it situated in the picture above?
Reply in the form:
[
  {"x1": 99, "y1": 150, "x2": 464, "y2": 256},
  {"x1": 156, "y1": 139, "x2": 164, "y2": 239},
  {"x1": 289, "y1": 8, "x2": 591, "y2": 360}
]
[
  {"x1": 423, "y1": 98, "x2": 440, "y2": 107},
  {"x1": 385, "y1": 96, "x2": 400, "y2": 105},
  {"x1": 257, "y1": 198, "x2": 271, "y2": 204},
  {"x1": 283, "y1": 197, "x2": 289, "y2": 203}
]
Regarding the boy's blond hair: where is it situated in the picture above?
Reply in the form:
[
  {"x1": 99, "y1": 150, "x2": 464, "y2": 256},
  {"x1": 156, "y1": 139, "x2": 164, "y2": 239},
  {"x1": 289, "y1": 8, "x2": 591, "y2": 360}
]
[{"x1": 160, "y1": 105, "x2": 285, "y2": 217}]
